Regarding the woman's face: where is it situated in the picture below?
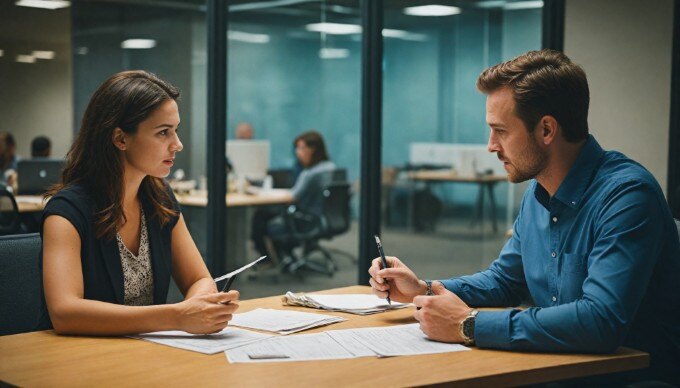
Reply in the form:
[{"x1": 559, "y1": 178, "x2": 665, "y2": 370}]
[
  {"x1": 120, "y1": 99, "x2": 183, "y2": 179},
  {"x1": 295, "y1": 139, "x2": 314, "y2": 167}
]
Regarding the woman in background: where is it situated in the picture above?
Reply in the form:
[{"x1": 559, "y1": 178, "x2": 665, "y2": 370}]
[
  {"x1": 42, "y1": 70, "x2": 239, "y2": 335},
  {"x1": 251, "y1": 130, "x2": 336, "y2": 262}
]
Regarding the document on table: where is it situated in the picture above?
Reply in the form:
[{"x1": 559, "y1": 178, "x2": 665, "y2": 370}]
[
  {"x1": 130, "y1": 327, "x2": 273, "y2": 355},
  {"x1": 229, "y1": 308, "x2": 346, "y2": 335},
  {"x1": 225, "y1": 332, "x2": 358, "y2": 363},
  {"x1": 326, "y1": 323, "x2": 470, "y2": 357},
  {"x1": 225, "y1": 323, "x2": 469, "y2": 363},
  {"x1": 282, "y1": 292, "x2": 410, "y2": 315}
]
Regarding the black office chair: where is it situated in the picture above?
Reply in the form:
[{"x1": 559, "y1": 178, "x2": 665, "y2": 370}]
[
  {"x1": 0, "y1": 233, "x2": 52, "y2": 335},
  {"x1": 0, "y1": 183, "x2": 20, "y2": 236},
  {"x1": 276, "y1": 181, "x2": 352, "y2": 277}
]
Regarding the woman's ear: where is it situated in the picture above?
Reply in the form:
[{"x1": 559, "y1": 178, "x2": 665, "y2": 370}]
[{"x1": 112, "y1": 128, "x2": 127, "y2": 151}]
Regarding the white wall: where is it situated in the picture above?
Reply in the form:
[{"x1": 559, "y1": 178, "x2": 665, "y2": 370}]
[{"x1": 564, "y1": 0, "x2": 674, "y2": 194}]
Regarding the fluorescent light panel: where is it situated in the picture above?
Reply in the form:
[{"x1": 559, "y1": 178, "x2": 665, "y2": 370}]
[
  {"x1": 503, "y1": 1, "x2": 543, "y2": 10},
  {"x1": 15, "y1": 0, "x2": 70, "y2": 9},
  {"x1": 121, "y1": 39, "x2": 156, "y2": 49},
  {"x1": 382, "y1": 29, "x2": 428, "y2": 42},
  {"x1": 32, "y1": 50, "x2": 55, "y2": 59},
  {"x1": 305, "y1": 23, "x2": 361, "y2": 35},
  {"x1": 228, "y1": 30, "x2": 270, "y2": 44},
  {"x1": 0, "y1": 49, "x2": 4, "y2": 57},
  {"x1": 319, "y1": 48, "x2": 349, "y2": 59},
  {"x1": 16, "y1": 54, "x2": 36, "y2": 63},
  {"x1": 403, "y1": 5, "x2": 461, "y2": 16}
]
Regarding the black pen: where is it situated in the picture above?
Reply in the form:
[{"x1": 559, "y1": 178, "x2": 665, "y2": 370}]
[
  {"x1": 374, "y1": 235, "x2": 391, "y2": 305},
  {"x1": 221, "y1": 274, "x2": 237, "y2": 292}
]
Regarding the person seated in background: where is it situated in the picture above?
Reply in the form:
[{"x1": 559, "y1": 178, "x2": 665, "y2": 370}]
[
  {"x1": 250, "y1": 130, "x2": 336, "y2": 261},
  {"x1": 235, "y1": 122, "x2": 254, "y2": 140},
  {"x1": 41, "y1": 70, "x2": 239, "y2": 335},
  {"x1": 31, "y1": 135, "x2": 51, "y2": 158},
  {"x1": 0, "y1": 132, "x2": 19, "y2": 186}
]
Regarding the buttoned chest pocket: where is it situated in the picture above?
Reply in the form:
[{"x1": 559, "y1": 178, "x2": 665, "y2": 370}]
[{"x1": 560, "y1": 252, "x2": 588, "y2": 302}]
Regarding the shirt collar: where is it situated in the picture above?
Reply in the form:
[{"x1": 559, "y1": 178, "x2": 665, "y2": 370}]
[
  {"x1": 552, "y1": 135, "x2": 605, "y2": 209},
  {"x1": 533, "y1": 135, "x2": 604, "y2": 209}
]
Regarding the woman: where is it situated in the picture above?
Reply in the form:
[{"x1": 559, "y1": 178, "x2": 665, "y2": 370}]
[
  {"x1": 42, "y1": 70, "x2": 239, "y2": 335},
  {"x1": 251, "y1": 131, "x2": 336, "y2": 260}
]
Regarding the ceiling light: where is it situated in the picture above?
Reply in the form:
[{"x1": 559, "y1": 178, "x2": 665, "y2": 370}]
[
  {"x1": 15, "y1": 0, "x2": 70, "y2": 10},
  {"x1": 319, "y1": 48, "x2": 349, "y2": 59},
  {"x1": 121, "y1": 39, "x2": 156, "y2": 49},
  {"x1": 503, "y1": 1, "x2": 543, "y2": 10},
  {"x1": 0, "y1": 50, "x2": 4, "y2": 57},
  {"x1": 75, "y1": 47, "x2": 88, "y2": 55},
  {"x1": 32, "y1": 50, "x2": 55, "y2": 59},
  {"x1": 228, "y1": 31, "x2": 270, "y2": 44},
  {"x1": 305, "y1": 23, "x2": 362, "y2": 35},
  {"x1": 16, "y1": 54, "x2": 36, "y2": 63},
  {"x1": 382, "y1": 29, "x2": 428, "y2": 42},
  {"x1": 475, "y1": 1, "x2": 505, "y2": 9},
  {"x1": 403, "y1": 5, "x2": 461, "y2": 16}
]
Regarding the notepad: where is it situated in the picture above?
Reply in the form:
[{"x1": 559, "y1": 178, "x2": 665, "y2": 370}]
[
  {"x1": 229, "y1": 308, "x2": 346, "y2": 335},
  {"x1": 282, "y1": 292, "x2": 410, "y2": 315}
]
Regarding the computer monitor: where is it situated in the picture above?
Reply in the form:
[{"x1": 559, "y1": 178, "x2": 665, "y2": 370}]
[
  {"x1": 17, "y1": 159, "x2": 64, "y2": 195},
  {"x1": 226, "y1": 140, "x2": 270, "y2": 179}
]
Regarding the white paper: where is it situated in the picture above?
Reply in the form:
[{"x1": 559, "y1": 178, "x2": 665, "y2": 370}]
[
  {"x1": 131, "y1": 327, "x2": 272, "y2": 354},
  {"x1": 229, "y1": 308, "x2": 346, "y2": 334},
  {"x1": 225, "y1": 332, "x2": 356, "y2": 363},
  {"x1": 214, "y1": 255, "x2": 268, "y2": 282},
  {"x1": 327, "y1": 323, "x2": 470, "y2": 357}
]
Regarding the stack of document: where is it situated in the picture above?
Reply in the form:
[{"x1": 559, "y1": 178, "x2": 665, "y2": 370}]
[
  {"x1": 229, "y1": 308, "x2": 346, "y2": 335},
  {"x1": 282, "y1": 292, "x2": 410, "y2": 315},
  {"x1": 130, "y1": 327, "x2": 272, "y2": 355},
  {"x1": 225, "y1": 323, "x2": 469, "y2": 363}
]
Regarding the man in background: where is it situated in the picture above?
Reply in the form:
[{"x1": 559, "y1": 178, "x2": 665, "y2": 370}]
[{"x1": 30, "y1": 135, "x2": 51, "y2": 158}]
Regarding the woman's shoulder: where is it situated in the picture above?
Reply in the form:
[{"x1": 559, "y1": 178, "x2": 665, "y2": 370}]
[{"x1": 45, "y1": 183, "x2": 95, "y2": 213}]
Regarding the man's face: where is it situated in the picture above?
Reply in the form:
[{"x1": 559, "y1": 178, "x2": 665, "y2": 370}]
[{"x1": 486, "y1": 87, "x2": 547, "y2": 183}]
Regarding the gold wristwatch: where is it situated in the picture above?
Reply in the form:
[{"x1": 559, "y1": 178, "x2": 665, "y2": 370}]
[{"x1": 459, "y1": 309, "x2": 478, "y2": 346}]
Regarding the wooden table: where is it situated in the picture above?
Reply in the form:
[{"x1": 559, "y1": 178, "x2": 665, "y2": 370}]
[
  {"x1": 409, "y1": 170, "x2": 508, "y2": 232},
  {"x1": 0, "y1": 286, "x2": 649, "y2": 387}
]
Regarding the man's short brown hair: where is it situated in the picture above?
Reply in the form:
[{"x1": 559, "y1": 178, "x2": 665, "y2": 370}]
[{"x1": 477, "y1": 49, "x2": 589, "y2": 143}]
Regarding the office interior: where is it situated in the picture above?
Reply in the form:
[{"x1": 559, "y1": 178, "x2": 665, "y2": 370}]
[{"x1": 0, "y1": 0, "x2": 677, "y2": 305}]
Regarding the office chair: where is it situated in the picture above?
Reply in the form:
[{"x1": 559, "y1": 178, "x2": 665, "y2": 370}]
[
  {"x1": 276, "y1": 181, "x2": 352, "y2": 277},
  {"x1": 0, "y1": 183, "x2": 20, "y2": 236},
  {"x1": 0, "y1": 233, "x2": 52, "y2": 335}
]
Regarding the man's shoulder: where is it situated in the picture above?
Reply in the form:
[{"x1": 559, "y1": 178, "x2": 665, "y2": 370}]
[{"x1": 596, "y1": 150, "x2": 661, "y2": 192}]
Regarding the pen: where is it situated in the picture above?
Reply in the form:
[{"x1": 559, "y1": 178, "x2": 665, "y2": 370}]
[
  {"x1": 221, "y1": 274, "x2": 237, "y2": 292},
  {"x1": 374, "y1": 235, "x2": 391, "y2": 305}
]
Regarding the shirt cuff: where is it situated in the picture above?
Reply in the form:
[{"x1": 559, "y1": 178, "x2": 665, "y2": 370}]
[{"x1": 474, "y1": 310, "x2": 513, "y2": 350}]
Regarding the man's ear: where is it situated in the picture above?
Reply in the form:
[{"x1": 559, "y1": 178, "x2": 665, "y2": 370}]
[
  {"x1": 112, "y1": 128, "x2": 127, "y2": 151},
  {"x1": 539, "y1": 115, "x2": 559, "y2": 146}
]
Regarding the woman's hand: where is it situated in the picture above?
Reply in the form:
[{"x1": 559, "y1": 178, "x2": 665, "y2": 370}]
[
  {"x1": 174, "y1": 290, "x2": 240, "y2": 334},
  {"x1": 368, "y1": 256, "x2": 426, "y2": 303}
]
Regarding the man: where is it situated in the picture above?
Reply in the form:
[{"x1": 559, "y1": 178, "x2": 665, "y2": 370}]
[
  {"x1": 30, "y1": 135, "x2": 51, "y2": 157},
  {"x1": 235, "y1": 122, "x2": 254, "y2": 140},
  {"x1": 369, "y1": 49, "x2": 680, "y2": 384}
]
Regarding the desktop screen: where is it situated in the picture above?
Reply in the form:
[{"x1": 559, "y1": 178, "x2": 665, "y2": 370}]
[{"x1": 226, "y1": 140, "x2": 270, "y2": 179}]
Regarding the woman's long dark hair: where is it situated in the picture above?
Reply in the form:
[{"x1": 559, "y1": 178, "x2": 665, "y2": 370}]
[
  {"x1": 47, "y1": 70, "x2": 179, "y2": 239},
  {"x1": 294, "y1": 130, "x2": 329, "y2": 167}
]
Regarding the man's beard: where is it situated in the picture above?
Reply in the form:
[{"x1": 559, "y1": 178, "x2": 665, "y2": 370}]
[{"x1": 500, "y1": 139, "x2": 547, "y2": 183}]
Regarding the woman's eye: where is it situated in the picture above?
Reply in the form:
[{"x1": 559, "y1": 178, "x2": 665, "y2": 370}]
[{"x1": 159, "y1": 129, "x2": 168, "y2": 136}]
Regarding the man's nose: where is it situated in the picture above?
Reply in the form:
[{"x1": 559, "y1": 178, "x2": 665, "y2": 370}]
[{"x1": 487, "y1": 132, "x2": 500, "y2": 153}]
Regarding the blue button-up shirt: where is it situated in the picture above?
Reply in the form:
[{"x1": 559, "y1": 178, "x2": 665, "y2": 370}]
[{"x1": 441, "y1": 136, "x2": 680, "y2": 378}]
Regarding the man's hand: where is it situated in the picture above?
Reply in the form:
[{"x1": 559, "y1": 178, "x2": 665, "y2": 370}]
[
  {"x1": 413, "y1": 282, "x2": 472, "y2": 343},
  {"x1": 368, "y1": 256, "x2": 426, "y2": 303}
]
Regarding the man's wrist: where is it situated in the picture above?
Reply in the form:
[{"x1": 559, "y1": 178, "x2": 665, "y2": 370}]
[{"x1": 418, "y1": 280, "x2": 429, "y2": 296}]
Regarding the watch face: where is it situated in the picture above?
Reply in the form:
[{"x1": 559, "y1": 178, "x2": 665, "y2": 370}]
[{"x1": 463, "y1": 317, "x2": 475, "y2": 339}]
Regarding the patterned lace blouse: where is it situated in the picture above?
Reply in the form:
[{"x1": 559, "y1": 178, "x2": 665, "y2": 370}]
[{"x1": 116, "y1": 209, "x2": 154, "y2": 306}]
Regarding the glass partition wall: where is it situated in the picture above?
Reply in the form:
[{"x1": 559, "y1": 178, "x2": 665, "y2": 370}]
[
  {"x1": 225, "y1": 0, "x2": 362, "y2": 298},
  {"x1": 381, "y1": 1, "x2": 542, "y2": 281}
]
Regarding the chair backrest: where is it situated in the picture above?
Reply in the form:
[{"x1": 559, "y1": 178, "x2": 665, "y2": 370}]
[
  {"x1": 0, "y1": 183, "x2": 19, "y2": 235},
  {"x1": 675, "y1": 219, "x2": 680, "y2": 241},
  {"x1": 321, "y1": 182, "x2": 351, "y2": 237},
  {"x1": 0, "y1": 233, "x2": 52, "y2": 335}
]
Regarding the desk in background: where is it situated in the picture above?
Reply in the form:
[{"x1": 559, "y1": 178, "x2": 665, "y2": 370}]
[
  {"x1": 409, "y1": 170, "x2": 508, "y2": 232},
  {"x1": 0, "y1": 286, "x2": 648, "y2": 387}
]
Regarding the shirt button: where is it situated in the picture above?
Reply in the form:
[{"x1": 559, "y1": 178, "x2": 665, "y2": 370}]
[
  {"x1": 551, "y1": 252, "x2": 556, "y2": 258},
  {"x1": 552, "y1": 296, "x2": 557, "y2": 302},
  {"x1": 552, "y1": 216, "x2": 557, "y2": 223}
]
